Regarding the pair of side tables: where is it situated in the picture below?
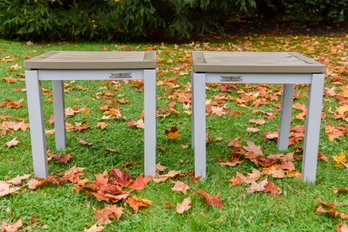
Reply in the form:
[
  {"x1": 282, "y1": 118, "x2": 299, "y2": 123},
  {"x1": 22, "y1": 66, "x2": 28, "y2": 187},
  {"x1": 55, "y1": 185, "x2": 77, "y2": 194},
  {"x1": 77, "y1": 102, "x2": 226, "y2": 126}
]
[{"x1": 25, "y1": 51, "x2": 325, "y2": 183}]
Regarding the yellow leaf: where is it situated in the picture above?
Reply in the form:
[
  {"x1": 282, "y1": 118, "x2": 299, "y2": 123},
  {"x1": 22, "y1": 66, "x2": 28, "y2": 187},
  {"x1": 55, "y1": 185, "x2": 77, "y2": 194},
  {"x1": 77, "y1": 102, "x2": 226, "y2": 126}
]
[
  {"x1": 337, "y1": 105, "x2": 348, "y2": 115},
  {"x1": 332, "y1": 151, "x2": 347, "y2": 168},
  {"x1": 167, "y1": 130, "x2": 180, "y2": 140}
]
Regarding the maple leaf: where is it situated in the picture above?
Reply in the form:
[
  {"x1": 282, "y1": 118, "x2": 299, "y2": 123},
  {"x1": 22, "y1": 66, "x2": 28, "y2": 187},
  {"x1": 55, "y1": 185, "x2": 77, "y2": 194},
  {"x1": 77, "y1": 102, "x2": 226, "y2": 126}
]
[
  {"x1": 316, "y1": 198, "x2": 335, "y2": 208},
  {"x1": 9, "y1": 174, "x2": 31, "y2": 186},
  {"x1": 8, "y1": 64, "x2": 21, "y2": 71},
  {"x1": 28, "y1": 178, "x2": 49, "y2": 190},
  {"x1": 1, "y1": 219, "x2": 23, "y2": 232},
  {"x1": 246, "y1": 127, "x2": 260, "y2": 133},
  {"x1": 337, "y1": 224, "x2": 348, "y2": 232},
  {"x1": 94, "y1": 205, "x2": 123, "y2": 225},
  {"x1": 5, "y1": 137, "x2": 19, "y2": 148},
  {"x1": 58, "y1": 167, "x2": 85, "y2": 183},
  {"x1": 227, "y1": 136, "x2": 242, "y2": 147},
  {"x1": 84, "y1": 224, "x2": 104, "y2": 232},
  {"x1": 128, "y1": 174, "x2": 151, "y2": 191},
  {"x1": 96, "y1": 122, "x2": 108, "y2": 129},
  {"x1": 176, "y1": 197, "x2": 191, "y2": 214},
  {"x1": 243, "y1": 141, "x2": 263, "y2": 156},
  {"x1": 127, "y1": 119, "x2": 144, "y2": 129},
  {"x1": 156, "y1": 163, "x2": 167, "y2": 172},
  {"x1": 122, "y1": 161, "x2": 139, "y2": 167},
  {"x1": 325, "y1": 124, "x2": 344, "y2": 141},
  {"x1": 316, "y1": 206, "x2": 348, "y2": 220},
  {"x1": 164, "y1": 126, "x2": 180, "y2": 139},
  {"x1": 245, "y1": 179, "x2": 268, "y2": 193},
  {"x1": 318, "y1": 152, "x2": 328, "y2": 162},
  {"x1": 249, "y1": 119, "x2": 266, "y2": 125},
  {"x1": 264, "y1": 132, "x2": 278, "y2": 141},
  {"x1": 267, "y1": 152, "x2": 294, "y2": 162},
  {"x1": 332, "y1": 151, "x2": 347, "y2": 168},
  {"x1": 171, "y1": 181, "x2": 190, "y2": 194},
  {"x1": 0, "y1": 181, "x2": 20, "y2": 197},
  {"x1": 262, "y1": 166, "x2": 286, "y2": 178},
  {"x1": 52, "y1": 154, "x2": 73, "y2": 164},
  {"x1": 196, "y1": 190, "x2": 224, "y2": 209},
  {"x1": 108, "y1": 169, "x2": 132, "y2": 188},
  {"x1": 337, "y1": 105, "x2": 348, "y2": 115},
  {"x1": 262, "y1": 181, "x2": 282, "y2": 196},
  {"x1": 126, "y1": 197, "x2": 151, "y2": 213}
]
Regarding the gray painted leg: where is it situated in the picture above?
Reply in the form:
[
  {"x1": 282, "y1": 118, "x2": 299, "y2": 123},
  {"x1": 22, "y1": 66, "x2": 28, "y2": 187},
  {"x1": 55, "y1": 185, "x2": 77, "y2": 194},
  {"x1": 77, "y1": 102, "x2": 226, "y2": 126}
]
[
  {"x1": 191, "y1": 73, "x2": 194, "y2": 149},
  {"x1": 193, "y1": 73, "x2": 206, "y2": 178},
  {"x1": 302, "y1": 74, "x2": 325, "y2": 183},
  {"x1": 53, "y1": 80, "x2": 66, "y2": 150},
  {"x1": 278, "y1": 84, "x2": 295, "y2": 150},
  {"x1": 25, "y1": 71, "x2": 48, "y2": 178},
  {"x1": 144, "y1": 69, "x2": 156, "y2": 176}
]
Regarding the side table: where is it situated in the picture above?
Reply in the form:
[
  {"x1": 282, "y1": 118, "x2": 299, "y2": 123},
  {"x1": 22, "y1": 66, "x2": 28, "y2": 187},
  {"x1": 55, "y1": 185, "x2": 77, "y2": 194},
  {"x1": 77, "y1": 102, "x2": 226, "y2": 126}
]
[
  {"x1": 25, "y1": 51, "x2": 156, "y2": 178},
  {"x1": 192, "y1": 51, "x2": 326, "y2": 183}
]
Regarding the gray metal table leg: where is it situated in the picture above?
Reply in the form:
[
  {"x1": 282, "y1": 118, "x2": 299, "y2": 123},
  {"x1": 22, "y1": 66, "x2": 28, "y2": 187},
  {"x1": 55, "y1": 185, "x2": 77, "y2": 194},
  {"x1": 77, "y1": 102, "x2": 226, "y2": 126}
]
[
  {"x1": 144, "y1": 69, "x2": 156, "y2": 176},
  {"x1": 302, "y1": 74, "x2": 325, "y2": 183},
  {"x1": 53, "y1": 80, "x2": 66, "y2": 150},
  {"x1": 193, "y1": 73, "x2": 206, "y2": 178},
  {"x1": 278, "y1": 84, "x2": 295, "y2": 150},
  {"x1": 25, "y1": 70, "x2": 48, "y2": 178}
]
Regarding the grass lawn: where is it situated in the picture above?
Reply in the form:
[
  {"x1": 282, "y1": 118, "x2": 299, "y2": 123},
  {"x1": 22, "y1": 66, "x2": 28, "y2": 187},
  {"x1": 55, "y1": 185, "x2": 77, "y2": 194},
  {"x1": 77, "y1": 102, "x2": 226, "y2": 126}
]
[{"x1": 0, "y1": 34, "x2": 347, "y2": 231}]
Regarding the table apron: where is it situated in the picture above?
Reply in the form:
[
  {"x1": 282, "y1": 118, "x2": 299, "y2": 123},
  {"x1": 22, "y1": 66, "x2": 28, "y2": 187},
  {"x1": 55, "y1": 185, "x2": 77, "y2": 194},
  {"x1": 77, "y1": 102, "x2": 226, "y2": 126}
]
[
  {"x1": 205, "y1": 73, "x2": 313, "y2": 84},
  {"x1": 37, "y1": 69, "x2": 145, "y2": 81}
]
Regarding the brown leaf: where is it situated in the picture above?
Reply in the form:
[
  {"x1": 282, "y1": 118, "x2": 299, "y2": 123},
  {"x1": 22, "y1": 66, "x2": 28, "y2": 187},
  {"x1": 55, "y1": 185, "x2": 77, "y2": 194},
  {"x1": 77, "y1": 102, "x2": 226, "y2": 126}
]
[
  {"x1": 316, "y1": 198, "x2": 335, "y2": 208},
  {"x1": 165, "y1": 126, "x2": 180, "y2": 139},
  {"x1": 262, "y1": 181, "x2": 282, "y2": 196},
  {"x1": 28, "y1": 178, "x2": 49, "y2": 190},
  {"x1": 94, "y1": 205, "x2": 123, "y2": 225},
  {"x1": 176, "y1": 197, "x2": 191, "y2": 214},
  {"x1": 0, "y1": 181, "x2": 20, "y2": 197},
  {"x1": 122, "y1": 161, "x2": 139, "y2": 167},
  {"x1": 108, "y1": 169, "x2": 132, "y2": 188},
  {"x1": 5, "y1": 137, "x2": 19, "y2": 147},
  {"x1": 325, "y1": 124, "x2": 345, "y2": 141},
  {"x1": 246, "y1": 127, "x2": 260, "y2": 133},
  {"x1": 249, "y1": 119, "x2": 266, "y2": 125},
  {"x1": 9, "y1": 174, "x2": 31, "y2": 186},
  {"x1": 318, "y1": 152, "x2": 328, "y2": 162},
  {"x1": 333, "y1": 187, "x2": 348, "y2": 194},
  {"x1": 58, "y1": 167, "x2": 85, "y2": 184},
  {"x1": 77, "y1": 138, "x2": 93, "y2": 146},
  {"x1": 196, "y1": 190, "x2": 224, "y2": 209},
  {"x1": 243, "y1": 140, "x2": 263, "y2": 156},
  {"x1": 126, "y1": 197, "x2": 151, "y2": 213},
  {"x1": 1, "y1": 219, "x2": 23, "y2": 232},
  {"x1": 337, "y1": 224, "x2": 348, "y2": 232},
  {"x1": 156, "y1": 163, "x2": 167, "y2": 172},
  {"x1": 52, "y1": 154, "x2": 73, "y2": 164},
  {"x1": 96, "y1": 122, "x2": 108, "y2": 129},
  {"x1": 84, "y1": 224, "x2": 104, "y2": 232},
  {"x1": 171, "y1": 181, "x2": 190, "y2": 194},
  {"x1": 227, "y1": 136, "x2": 242, "y2": 147},
  {"x1": 128, "y1": 174, "x2": 151, "y2": 191},
  {"x1": 245, "y1": 179, "x2": 268, "y2": 193}
]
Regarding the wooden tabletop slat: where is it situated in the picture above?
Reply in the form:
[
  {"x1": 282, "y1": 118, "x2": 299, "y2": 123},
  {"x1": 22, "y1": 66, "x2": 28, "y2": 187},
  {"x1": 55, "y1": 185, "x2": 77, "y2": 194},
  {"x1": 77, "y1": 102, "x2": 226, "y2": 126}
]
[
  {"x1": 25, "y1": 51, "x2": 156, "y2": 70},
  {"x1": 192, "y1": 51, "x2": 325, "y2": 73}
]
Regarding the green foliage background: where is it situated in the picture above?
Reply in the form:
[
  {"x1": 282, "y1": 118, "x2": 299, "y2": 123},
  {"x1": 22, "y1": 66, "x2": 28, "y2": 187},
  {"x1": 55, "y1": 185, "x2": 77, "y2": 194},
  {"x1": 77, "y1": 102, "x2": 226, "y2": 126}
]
[{"x1": 0, "y1": 0, "x2": 347, "y2": 41}]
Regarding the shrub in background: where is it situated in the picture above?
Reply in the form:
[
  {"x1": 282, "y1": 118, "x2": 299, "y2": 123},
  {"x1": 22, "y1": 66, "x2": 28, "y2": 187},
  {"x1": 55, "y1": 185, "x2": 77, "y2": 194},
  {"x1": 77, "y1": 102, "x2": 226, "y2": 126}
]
[{"x1": 0, "y1": 0, "x2": 346, "y2": 41}]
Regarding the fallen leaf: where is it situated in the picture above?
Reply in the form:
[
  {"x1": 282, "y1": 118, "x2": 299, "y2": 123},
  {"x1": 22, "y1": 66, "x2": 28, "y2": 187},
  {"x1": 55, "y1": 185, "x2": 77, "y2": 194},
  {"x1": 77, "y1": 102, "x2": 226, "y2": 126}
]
[
  {"x1": 9, "y1": 174, "x2": 31, "y2": 186},
  {"x1": 243, "y1": 140, "x2": 263, "y2": 156},
  {"x1": 52, "y1": 154, "x2": 73, "y2": 164},
  {"x1": 28, "y1": 178, "x2": 49, "y2": 190},
  {"x1": 5, "y1": 137, "x2": 19, "y2": 148},
  {"x1": 246, "y1": 127, "x2": 260, "y2": 133},
  {"x1": 156, "y1": 163, "x2": 167, "y2": 172},
  {"x1": 318, "y1": 152, "x2": 329, "y2": 162},
  {"x1": 227, "y1": 136, "x2": 242, "y2": 147},
  {"x1": 77, "y1": 138, "x2": 93, "y2": 146},
  {"x1": 126, "y1": 197, "x2": 151, "y2": 213},
  {"x1": 337, "y1": 224, "x2": 348, "y2": 232},
  {"x1": 262, "y1": 181, "x2": 282, "y2": 196},
  {"x1": 249, "y1": 119, "x2": 266, "y2": 125},
  {"x1": 0, "y1": 181, "x2": 20, "y2": 197},
  {"x1": 128, "y1": 174, "x2": 151, "y2": 191},
  {"x1": 332, "y1": 151, "x2": 347, "y2": 168},
  {"x1": 108, "y1": 169, "x2": 132, "y2": 188},
  {"x1": 245, "y1": 179, "x2": 268, "y2": 193},
  {"x1": 316, "y1": 198, "x2": 336, "y2": 208},
  {"x1": 94, "y1": 205, "x2": 123, "y2": 225},
  {"x1": 122, "y1": 161, "x2": 139, "y2": 167},
  {"x1": 196, "y1": 190, "x2": 224, "y2": 209},
  {"x1": 171, "y1": 181, "x2": 190, "y2": 194},
  {"x1": 1, "y1": 219, "x2": 23, "y2": 232},
  {"x1": 8, "y1": 64, "x2": 21, "y2": 71},
  {"x1": 84, "y1": 224, "x2": 104, "y2": 232},
  {"x1": 165, "y1": 126, "x2": 180, "y2": 139},
  {"x1": 333, "y1": 187, "x2": 348, "y2": 194},
  {"x1": 176, "y1": 197, "x2": 191, "y2": 214},
  {"x1": 96, "y1": 122, "x2": 108, "y2": 129}
]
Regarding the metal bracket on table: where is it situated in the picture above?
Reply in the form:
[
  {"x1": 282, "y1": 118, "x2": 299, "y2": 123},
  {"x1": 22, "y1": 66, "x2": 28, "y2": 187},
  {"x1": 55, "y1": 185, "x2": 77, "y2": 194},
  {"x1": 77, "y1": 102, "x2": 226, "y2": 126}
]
[
  {"x1": 220, "y1": 75, "x2": 243, "y2": 82},
  {"x1": 109, "y1": 72, "x2": 132, "y2": 79}
]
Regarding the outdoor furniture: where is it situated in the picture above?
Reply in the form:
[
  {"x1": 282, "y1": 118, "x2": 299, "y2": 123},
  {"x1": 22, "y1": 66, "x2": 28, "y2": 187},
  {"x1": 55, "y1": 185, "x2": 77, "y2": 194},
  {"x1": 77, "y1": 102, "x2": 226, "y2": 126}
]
[
  {"x1": 191, "y1": 51, "x2": 326, "y2": 183},
  {"x1": 25, "y1": 51, "x2": 157, "y2": 178}
]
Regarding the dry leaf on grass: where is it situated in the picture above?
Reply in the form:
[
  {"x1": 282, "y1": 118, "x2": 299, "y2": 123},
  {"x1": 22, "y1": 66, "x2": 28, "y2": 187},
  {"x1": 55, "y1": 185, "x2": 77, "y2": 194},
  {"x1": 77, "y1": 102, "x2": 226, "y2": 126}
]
[
  {"x1": 196, "y1": 190, "x2": 224, "y2": 209},
  {"x1": 171, "y1": 181, "x2": 190, "y2": 194},
  {"x1": 1, "y1": 219, "x2": 23, "y2": 232},
  {"x1": 176, "y1": 197, "x2": 191, "y2": 214}
]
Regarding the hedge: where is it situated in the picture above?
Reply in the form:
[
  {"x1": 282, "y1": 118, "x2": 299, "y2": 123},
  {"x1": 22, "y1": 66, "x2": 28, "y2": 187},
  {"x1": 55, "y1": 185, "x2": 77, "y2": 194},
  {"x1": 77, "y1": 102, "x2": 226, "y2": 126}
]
[{"x1": 0, "y1": 0, "x2": 346, "y2": 41}]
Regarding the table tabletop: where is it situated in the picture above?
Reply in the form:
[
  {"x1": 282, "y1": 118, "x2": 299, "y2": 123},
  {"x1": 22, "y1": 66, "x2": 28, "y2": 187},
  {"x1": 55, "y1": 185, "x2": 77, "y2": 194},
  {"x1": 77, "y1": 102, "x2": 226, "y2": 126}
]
[
  {"x1": 25, "y1": 51, "x2": 156, "y2": 70},
  {"x1": 192, "y1": 51, "x2": 325, "y2": 73}
]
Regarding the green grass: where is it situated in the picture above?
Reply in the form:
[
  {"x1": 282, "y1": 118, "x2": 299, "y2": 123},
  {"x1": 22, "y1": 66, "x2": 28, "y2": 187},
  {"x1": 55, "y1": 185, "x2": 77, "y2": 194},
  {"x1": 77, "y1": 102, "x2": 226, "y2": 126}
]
[{"x1": 0, "y1": 35, "x2": 347, "y2": 231}]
